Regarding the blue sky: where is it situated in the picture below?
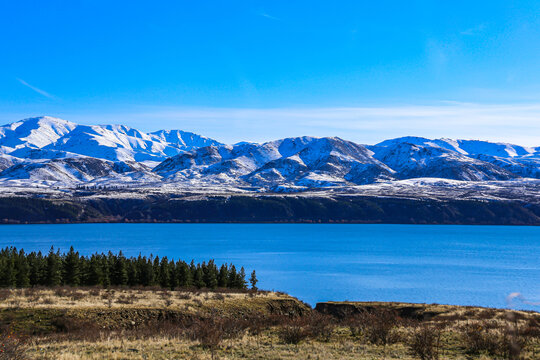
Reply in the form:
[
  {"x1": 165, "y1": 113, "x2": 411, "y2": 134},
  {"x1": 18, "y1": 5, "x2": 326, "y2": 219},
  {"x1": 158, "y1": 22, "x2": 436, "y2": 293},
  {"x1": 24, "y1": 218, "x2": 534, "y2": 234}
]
[{"x1": 1, "y1": 1, "x2": 540, "y2": 145}]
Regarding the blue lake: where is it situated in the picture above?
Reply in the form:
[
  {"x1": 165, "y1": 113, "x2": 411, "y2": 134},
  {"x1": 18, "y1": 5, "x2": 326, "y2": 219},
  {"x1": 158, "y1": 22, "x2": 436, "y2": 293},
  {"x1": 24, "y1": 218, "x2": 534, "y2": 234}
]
[{"x1": 0, "y1": 224, "x2": 539, "y2": 310}]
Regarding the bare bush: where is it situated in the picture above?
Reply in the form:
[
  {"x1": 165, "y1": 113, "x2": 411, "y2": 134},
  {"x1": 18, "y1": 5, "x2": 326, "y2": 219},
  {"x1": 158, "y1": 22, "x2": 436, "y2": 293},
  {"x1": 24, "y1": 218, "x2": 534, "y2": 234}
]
[
  {"x1": 277, "y1": 317, "x2": 310, "y2": 345},
  {"x1": 69, "y1": 291, "x2": 86, "y2": 301},
  {"x1": 460, "y1": 321, "x2": 526, "y2": 359},
  {"x1": 0, "y1": 289, "x2": 11, "y2": 302},
  {"x1": 347, "y1": 309, "x2": 400, "y2": 345},
  {"x1": 212, "y1": 293, "x2": 225, "y2": 301},
  {"x1": 52, "y1": 314, "x2": 100, "y2": 337},
  {"x1": 305, "y1": 312, "x2": 335, "y2": 342},
  {"x1": 177, "y1": 293, "x2": 191, "y2": 300},
  {"x1": 461, "y1": 323, "x2": 502, "y2": 356},
  {"x1": 88, "y1": 287, "x2": 101, "y2": 297},
  {"x1": 522, "y1": 318, "x2": 540, "y2": 339},
  {"x1": 0, "y1": 331, "x2": 27, "y2": 360},
  {"x1": 115, "y1": 294, "x2": 133, "y2": 305},
  {"x1": 188, "y1": 317, "x2": 227, "y2": 359},
  {"x1": 408, "y1": 324, "x2": 442, "y2": 360},
  {"x1": 54, "y1": 287, "x2": 69, "y2": 298}
]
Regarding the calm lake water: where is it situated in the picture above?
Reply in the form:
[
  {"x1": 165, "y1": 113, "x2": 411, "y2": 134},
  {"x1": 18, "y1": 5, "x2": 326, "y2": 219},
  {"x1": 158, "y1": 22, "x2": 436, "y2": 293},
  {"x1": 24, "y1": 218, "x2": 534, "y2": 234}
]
[{"x1": 0, "y1": 224, "x2": 539, "y2": 310}]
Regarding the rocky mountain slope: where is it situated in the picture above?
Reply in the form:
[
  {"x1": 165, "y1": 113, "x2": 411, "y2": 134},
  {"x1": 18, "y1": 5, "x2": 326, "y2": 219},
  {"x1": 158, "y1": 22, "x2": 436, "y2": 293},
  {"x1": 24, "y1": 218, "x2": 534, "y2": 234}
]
[{"x1": 0, "y1": 116, "x2": 538, "y2": 192}]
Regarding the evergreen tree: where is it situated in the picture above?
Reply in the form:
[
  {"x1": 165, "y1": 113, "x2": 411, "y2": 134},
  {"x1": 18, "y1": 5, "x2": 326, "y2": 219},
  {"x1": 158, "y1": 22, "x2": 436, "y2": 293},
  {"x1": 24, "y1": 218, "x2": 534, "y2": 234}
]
[
  {"x1": 175, "y1": 260, "x2": 192, "y2": 287},
  {"x1": 14, "y1": 249, "x2": 30, "y2": 287},
  {"x1": 218, "y1": 264, "x2": 229, "y2": 288},
  {"x1": 86, "y1": 254, "x2": 103, "y2": 286},
  {"x1": 0, "y1": 248, "x2": 16, "y2": 287},
  {"x1": 0, "y1": 246, "x2": 257, "y2": 290},
  {"x1": 158, "y1": 257, "x2": 170, "y2": 289},
  {"x1": 189, "y1": 260, "x2": 196, "y2": 284},
  {"x1": 46, "y1": 247, "x2": 62, "y2": 286},
  {"x1": 63, "y1": 246, "x2": 80, "y2": 286},
  {"x1": 100, "y1": 255, "x2": 111, "y2": 287},
  {"x1": 152, "y1": 256, "x2": 160, "y2": 285},
  {"x1": 249, "y1": 270, "x2": 258, "y2": 290},
  {"x1": 28, "y1": 252, "x2": 41, "y2": 286},
  {"x1": 194, "y1": 265, "x2": 205, "y2": 288},
  {"x1": 203, "y1": 259, "x2": 218, "y2": 289},
  {"x1": 111, "y1": 251, "x2": 128, "y2": 286},
  {"x1": 167, "y1": 260, "x2": 177, "y2": 290},
  {"x1": 237, "y1": 267, "x2": 247, "y2": 289},
  {"x1": 228, "y1": 265, "x2": 238, "y2": 288},
  {"x1": 127, "y1": 261, "x2": 138, "y2": 287},
  {"x1": 138, "y1": 256, "x2": 154, "y2": 286}
]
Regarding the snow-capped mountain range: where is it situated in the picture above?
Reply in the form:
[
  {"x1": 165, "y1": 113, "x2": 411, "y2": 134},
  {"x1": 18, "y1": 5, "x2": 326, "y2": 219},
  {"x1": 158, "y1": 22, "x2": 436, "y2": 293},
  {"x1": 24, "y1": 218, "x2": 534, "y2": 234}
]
[{"x1": 0, "y1": 116, "x2": 538, "y2": 190}]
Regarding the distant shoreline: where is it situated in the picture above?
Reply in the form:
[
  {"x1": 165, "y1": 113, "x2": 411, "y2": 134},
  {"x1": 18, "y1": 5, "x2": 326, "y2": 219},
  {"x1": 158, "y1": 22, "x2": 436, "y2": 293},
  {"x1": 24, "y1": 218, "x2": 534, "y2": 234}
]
[{"x1": 1, "y1": 194, "x2": 539, "y2": 225}]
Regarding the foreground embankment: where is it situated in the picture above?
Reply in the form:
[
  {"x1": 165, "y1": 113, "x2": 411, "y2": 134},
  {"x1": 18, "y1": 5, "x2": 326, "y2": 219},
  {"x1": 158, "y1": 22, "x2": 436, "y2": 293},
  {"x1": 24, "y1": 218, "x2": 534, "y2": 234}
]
[
  {"x1": 1, "y1": 195, "x2": 539, "y2": 225},
  {"x1": 1, "y1": 288, "x2": 539, "y2": 359}
]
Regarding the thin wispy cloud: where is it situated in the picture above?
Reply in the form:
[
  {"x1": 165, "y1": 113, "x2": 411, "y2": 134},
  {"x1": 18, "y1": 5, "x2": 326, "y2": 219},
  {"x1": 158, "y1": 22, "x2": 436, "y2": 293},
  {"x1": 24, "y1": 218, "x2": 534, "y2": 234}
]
[
  {"x1": 258, "y1": 11, "x2": 281, "y2": 21},
  {"x1": 66, "y1": 102, "x2": 540, "y2": 147},
  {"x1": 16, "y1": 78, "x2": 57, "y2": 99}
]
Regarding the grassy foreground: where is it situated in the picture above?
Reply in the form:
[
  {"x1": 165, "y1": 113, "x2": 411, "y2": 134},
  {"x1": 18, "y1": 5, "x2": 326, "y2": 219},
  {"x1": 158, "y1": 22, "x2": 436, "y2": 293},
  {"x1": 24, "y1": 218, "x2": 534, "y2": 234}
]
[{"x1": 0, "y1": 288, "x2": 539, "y2": 359}]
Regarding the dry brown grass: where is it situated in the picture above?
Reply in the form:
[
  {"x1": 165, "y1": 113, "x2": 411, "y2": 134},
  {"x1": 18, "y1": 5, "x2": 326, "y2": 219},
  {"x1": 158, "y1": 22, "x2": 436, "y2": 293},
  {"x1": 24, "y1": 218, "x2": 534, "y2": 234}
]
[
  {"x1": 1, "y1": 291, "x2": 539, "y2": 359},
  {"x1": 0, "y1": 287, "x2": 281, "y2": 312},
  {"x1": 27, "y1": 336, "x2": 423, "y2": 360}
]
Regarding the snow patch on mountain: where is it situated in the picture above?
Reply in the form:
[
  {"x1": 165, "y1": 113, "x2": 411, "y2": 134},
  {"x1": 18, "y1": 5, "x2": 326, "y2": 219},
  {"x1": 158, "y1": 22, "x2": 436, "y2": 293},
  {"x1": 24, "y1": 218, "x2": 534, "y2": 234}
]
[
  {"x1": 155, "y1": 137, "x2": 394, "y2": 187},
  {"x1": 0, "y1": 116, "x2": 76, "y2": 152},
  {"x1": 0, "y1": 116, "x2": 222, "y2": 163},
  {"x1": 0, "y1": 117, "x2": 538, "y2": 191}
]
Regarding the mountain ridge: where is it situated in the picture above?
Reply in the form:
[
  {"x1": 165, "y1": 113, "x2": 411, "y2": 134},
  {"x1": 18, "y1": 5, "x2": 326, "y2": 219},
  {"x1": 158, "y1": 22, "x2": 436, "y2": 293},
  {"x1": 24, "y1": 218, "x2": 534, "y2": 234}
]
[{"x1": 0, "y1": 116, "x2": 538, "y2": 190}]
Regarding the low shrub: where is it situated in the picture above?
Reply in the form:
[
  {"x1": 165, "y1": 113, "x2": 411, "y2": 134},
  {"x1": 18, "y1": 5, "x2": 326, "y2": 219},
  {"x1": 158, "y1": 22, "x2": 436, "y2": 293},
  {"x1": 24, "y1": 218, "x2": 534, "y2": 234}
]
[
  {"x1": 305, "y1": 312, "x2": 335, "y2": 342},
  {"x1": 188, "y1": 318, "x2": 225, "y2": 354},
  {"x1": 0, "y1": 330, "x2": 27, "y2": 360},
  {"x1": 52, "y1": 314, "x2": 101, "y2": 340},
  {"x1": 277, "y1": 317, "x2": 310, "y2": 345},
  {"x1": 460, "y1": 321, "x2": 527, "y2": 359},
  {"x1": 347, "y1": 309, "x2": 400, "y2": 345},
  {"x1": 177, "y1": 293, "x2": 191, "y2": 300},
  {"x1": 461, "y1": 323, "x2": 502, "y2": 356},
  {"x1": 408, "y1": 324, "x2": 442, "y2": 360}
]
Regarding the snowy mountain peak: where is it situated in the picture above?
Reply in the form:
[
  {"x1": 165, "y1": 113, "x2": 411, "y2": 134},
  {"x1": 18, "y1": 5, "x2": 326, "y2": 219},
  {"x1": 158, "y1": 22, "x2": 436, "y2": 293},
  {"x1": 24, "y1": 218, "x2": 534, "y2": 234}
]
[
  {"x1": 150, "y1": 129, "x2": 221, "y2": 149},
  {"x1": 0, "y1": 117, "x2": 222, "y2": 163},
  {"x1": 376, "y1": 136, "x2": 538, "y2": 158},
  {"x1": 0, "y1": 116, "x2": 77, "y2": 151}
]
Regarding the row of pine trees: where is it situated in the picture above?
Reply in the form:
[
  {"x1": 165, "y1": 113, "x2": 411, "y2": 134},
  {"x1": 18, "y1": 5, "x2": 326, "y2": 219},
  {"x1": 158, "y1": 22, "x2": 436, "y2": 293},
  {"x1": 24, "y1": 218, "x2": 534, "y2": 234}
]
[{"x1": 0, "y1": 246, "x2": 256, "y2": 290}]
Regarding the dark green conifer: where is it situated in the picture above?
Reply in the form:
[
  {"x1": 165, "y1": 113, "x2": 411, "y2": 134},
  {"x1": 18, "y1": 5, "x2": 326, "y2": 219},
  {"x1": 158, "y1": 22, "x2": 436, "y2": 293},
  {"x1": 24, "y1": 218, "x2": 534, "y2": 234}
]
[
  {"x1": 112, "y1": 251, "x2": 128, "y2": 286},
  {"x1": 0, "y1": 246, "x2": 256, "y2": 291},
  {"x1": 0, "y1": 248, "x2": 16, "y2": 287},
  {"x1": 167, "y1": 260, "x2": 177, "y2": 290},
  {"x1": 127, "y1": 261, "x2": 138, "y2": 286},
  {"x1": 218, "y1": 264, "x2": 229, "y2": 288},
  {"x1": 237, "y1": 267, "x2": 247, "y2": 289},
  {"x1": 14, "y1": 249, "x2": 30, "y2": 287},
  {"x1": 138, "y1": 256, "x2": 154, "y2": 286},
  {"x1": 46, "y1": 247, "x2": 62, "y2": 286},
  {"x1": 194, "y1": 265, "x2": 205, "y2": 288},
  {"x1": 228, "y1": 265, "x2": 238, "y2": 288},
  {"x1": 249, "y1": 270, "x2": 258, "y2": 290},
  {"x1": 175, "y1": 260, "x2": 192, "y2": 287},
  {"x1": 158, "y1": 257, "x2": 170, "y2": 288},
  {"x1": 86, "y1": 254, "x2": 103, "y2": 286},
  {"x1": 63, "y1": 246, "x2": 80, "y2": 286},
  {"x1": 204, "y1": 259, "x2": 218, "y2": 289}
]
